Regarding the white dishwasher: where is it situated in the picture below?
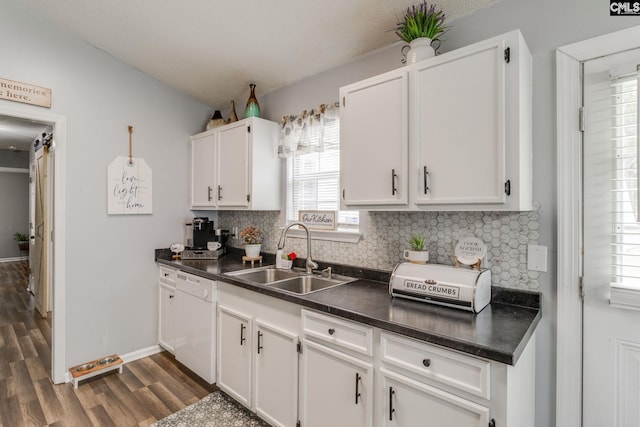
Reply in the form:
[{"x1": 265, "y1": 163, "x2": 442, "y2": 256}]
[{"x1": 175, "y1": 271, "x2": 217, "y2": 383}]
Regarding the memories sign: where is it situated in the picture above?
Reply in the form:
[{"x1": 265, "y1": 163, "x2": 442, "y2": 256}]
[{"x1": 0, "y1": 78, "x2": 51, "y2": 108}]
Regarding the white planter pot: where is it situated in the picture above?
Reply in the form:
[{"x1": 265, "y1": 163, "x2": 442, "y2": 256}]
[
  {"x1": 403, "y1": 249, "x2": 429, "y2": 264},
  {"x1": 406, "y1": 37, "x2": 436, "y2": 64},
  {"x1": 245, "y1": 244, "x2": 261, "y2": 257}
]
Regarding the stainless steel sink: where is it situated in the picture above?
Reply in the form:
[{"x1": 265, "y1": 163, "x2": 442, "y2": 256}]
[
  {"x1": 225, "y1": 265, "x2": 356, "y2": 294},
  {"x1": 226, "y1": 267, "x2": 299, "y2": 284},
  {"x1": 268, "y1": 275, "x2": 348, "y2": 294}
]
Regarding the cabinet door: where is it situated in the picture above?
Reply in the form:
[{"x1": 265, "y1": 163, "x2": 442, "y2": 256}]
[
  {"x1": 254, "y1": 320, "x2": 299, "y2": 427},
  {"x1": 217, "y1": 305, "x2": 252, "y2": 408},
  {"x1": 158, "y1": 282, "x2": 175, "y2": 353},
  {"x1": 340, "y1": 69, "x2": 409, "y2": 207},
  {"x1": 413, "y1": 38, "x2": 506, "y2": 206},
  {"x1": 217, "y1": 122, "x2": 250, "y2": 207},
  {"x1": 190, "y1": 132, "x2": 217, "y2": 208},
  {"x1": 381, "y1": 368, "x2": 490, "y2": 427},
  {"x1": 301, "y1": 339, "x2": 373, "y2": 427}
]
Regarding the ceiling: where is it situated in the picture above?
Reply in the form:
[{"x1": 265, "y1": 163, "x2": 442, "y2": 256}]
[{"x1": 3, "y1": 0, "x2": 499, "y2": 150}]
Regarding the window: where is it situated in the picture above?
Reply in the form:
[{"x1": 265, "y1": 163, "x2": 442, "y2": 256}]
[
  {"x1": 611, "y1": 73, "x2": 639, "y2": 288},
  {"x1": 280, "y1": 104, "x2": 360, "y2": 235}
]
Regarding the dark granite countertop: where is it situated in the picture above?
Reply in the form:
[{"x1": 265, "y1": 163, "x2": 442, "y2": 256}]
[{"x1": 156, "y1": 249, "x2": 541, "y2": 365}]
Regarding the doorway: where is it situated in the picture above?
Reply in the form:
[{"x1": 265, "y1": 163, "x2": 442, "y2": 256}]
[
  {"x1": 0, "y1": 104, "x2": 67, "y2": 384},
  {"x1": 557, "y1": 25, "x2": 640, "y2": 427}
]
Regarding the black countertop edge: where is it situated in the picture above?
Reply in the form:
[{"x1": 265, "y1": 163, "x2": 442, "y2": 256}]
[{"x1": 155, "y1": 250, "x2": 541, "y2": 365}]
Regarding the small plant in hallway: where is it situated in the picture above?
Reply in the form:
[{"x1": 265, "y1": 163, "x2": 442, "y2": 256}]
[{"x1": 14, "y1": 232, "x2": 29, "y2": 251}]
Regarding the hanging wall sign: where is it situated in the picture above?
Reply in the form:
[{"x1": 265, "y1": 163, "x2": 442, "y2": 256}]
[
  {"x1": 0, "y1": 77, "x2": 52, "y2": 108},
  {"x1": 107, "y1": 156, "x2": 152, "y2": 215},
  {"x1": 298, "y1": 210, "x2": 336, "y2": 230}
]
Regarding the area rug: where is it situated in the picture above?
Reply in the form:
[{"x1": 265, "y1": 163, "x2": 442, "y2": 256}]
[{"x1": 152, "y1": 391, "x2": 269, "y2": 427}]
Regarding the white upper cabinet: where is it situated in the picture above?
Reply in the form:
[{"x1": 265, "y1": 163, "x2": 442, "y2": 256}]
[
  {"x1": 190, "y1": 117, "x2": 281, "y2": 210},
  {"x1": 340, "y1": 69, "x2": 409, "y2": 207},
  {"x1": 339, "y1": 29, "x2": 532, "y2": 211},
  {"x1": 190, "y1": 132, "x2": 216, "y2": 209}
]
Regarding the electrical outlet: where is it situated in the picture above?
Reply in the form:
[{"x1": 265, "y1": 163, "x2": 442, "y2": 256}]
[{"x1": 527, "y1": 245, "x2": 547, "y2": 272}]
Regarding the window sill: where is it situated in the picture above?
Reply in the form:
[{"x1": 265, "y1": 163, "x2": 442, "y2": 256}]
[{"x1": 279, "y1": 227, "x2": 362, "y2": 244}]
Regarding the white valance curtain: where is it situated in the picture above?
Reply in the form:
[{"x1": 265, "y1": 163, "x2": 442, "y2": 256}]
[{"x1": 278, "y1": 102, "x2": 340, "y2": 158}]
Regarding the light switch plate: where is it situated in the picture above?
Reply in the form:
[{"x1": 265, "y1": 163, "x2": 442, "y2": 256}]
[{"x1": 527, "y1": 245, "x2": 547, "y2": 272}]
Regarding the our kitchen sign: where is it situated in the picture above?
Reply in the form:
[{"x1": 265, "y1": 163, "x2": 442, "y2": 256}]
[
  {"x1": 107, "y1": 156, "x2": 152, "y2": 215},
  {"x1": 298, "y1": 210, "x2": 336, "y2": 230}
]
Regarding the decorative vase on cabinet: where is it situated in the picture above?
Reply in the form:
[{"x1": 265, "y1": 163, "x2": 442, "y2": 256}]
[
  {"x1": 405, "y1": 37, "x2": 436, "y2": 63},
  {"x1": 245, "y1": 84, "x2": 261, "y2": 118},
  {"x1": 228, "y1": 100, "x2": 238, "y2": 123}
]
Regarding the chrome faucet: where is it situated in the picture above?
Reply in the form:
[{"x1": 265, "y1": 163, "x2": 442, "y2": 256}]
[{"x1": 278, "y1": 222, "x2": 318, "y2": 274}]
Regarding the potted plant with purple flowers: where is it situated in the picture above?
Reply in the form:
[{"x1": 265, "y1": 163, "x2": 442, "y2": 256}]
[{"x1": 395, "y1": 1, "x2": 448, "y2": 63}]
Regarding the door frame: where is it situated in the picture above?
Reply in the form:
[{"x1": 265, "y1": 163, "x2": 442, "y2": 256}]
[
  {"x1": 0, "y1": 103, "x2": 67, "y2": 384},
  {"x1": 556, "y1": 25, "x2": 640, "y2": 427}
]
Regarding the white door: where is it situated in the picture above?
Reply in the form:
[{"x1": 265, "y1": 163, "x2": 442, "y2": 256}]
[
  {"x1": 217, "y1": 305, "x2": 252, "y2": 408},
  {"x1": 340, "y1": 69, "x2": 409, "y2": 206},
  {"x1": 380, "y1": 368, "x2": 490, "y2": 427},
  {"x1": 583, "y1": 47, "x2": 640, "y2": 427},
  {"x1": 413, "y1": 38, "x2": 506, "y2": 205},
  {"x1": 254, "y1": 320, "x2": 299, "y2": 427},
  {"x1": 32, "y1": 146, "x2": 50, "y2": 318},
  {"x1": 300, "y1": 339, "x2": 373, "y2": 427},
  {"x1": 217, "y1": 122, "x2": 250, "y2": 207}
]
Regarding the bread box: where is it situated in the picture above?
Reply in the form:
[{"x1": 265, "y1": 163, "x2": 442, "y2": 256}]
[{"x1": 389, "y1": 262, "x2": 491, "y2": 313}]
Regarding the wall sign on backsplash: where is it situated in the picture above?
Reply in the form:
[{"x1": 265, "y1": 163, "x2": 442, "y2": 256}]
[
  {"x1": 298, "y1": 210, "x2": 336, "y2": 231},
  {"x1": 107, "y1": 156, "x2": 152, "y2": 215},
  {"x1": 0, "y1": 77, "x2": 51, "y2": 108}
]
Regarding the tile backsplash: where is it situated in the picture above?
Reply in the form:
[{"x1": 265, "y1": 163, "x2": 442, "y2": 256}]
[{"x1": 218, "y1": 202, "x2": 541, "y2": 290}]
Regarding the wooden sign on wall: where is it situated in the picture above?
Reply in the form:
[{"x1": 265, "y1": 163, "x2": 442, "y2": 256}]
[
  {"x1": 107, "y1": 156, "x2": 152, "y2": 215},
  {"x1": 0, "y1": 78, "x2": 51, "y2": 108},
  {"x1": 298, "y1": 210, "x2": 336, "y2": 230}
]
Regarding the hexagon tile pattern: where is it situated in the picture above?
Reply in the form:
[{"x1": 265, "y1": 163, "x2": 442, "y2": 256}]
[{"x1": 218, "y1": 202, "x2": 541, "y2": 290}]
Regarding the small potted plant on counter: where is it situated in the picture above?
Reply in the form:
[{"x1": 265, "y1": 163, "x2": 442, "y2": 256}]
[
  {"x1": 403, "y1": 234, "x2": 429, "y2": 264},
  {"x1": 239, "y1": 226, "x2": 263, "y2": 257}
]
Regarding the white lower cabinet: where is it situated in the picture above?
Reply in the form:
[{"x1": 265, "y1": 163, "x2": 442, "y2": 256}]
[
  {"x1": 301, "y1": 339, "x2": 374, "y2": 427},
  {"x1": 217, "y1": 282, "x2": 300, "y2": 427},
  {"x1": 217, "y1": 305, "x2": 253, "y2": 408},
  {"x1": 380, "y1": 368, "x2": 490, "y2": 427}
]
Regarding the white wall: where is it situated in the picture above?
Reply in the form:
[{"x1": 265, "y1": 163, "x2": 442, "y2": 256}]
[
  {"x1": 1, "y1": 1, "x2": 211, "y2": 366},
  {"x1": 258, "y1": 2, "x2": 639, "y2": 426}
]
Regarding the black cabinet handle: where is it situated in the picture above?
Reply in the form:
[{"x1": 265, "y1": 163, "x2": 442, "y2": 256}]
[
  {"x1": 355, "y1": 373, "x2": 361, "y2": 404},
  {"x1": 207, "y1": 186, "x2": 212, "y2": 201},
  {"x1": 240, "y1": 323, "x2": 246, "y2": 346},
  {"x1": 422, "y1": 358, "x2": 431, "y2": 367},
  {"x1": 257, "y1": 331, "x2": 263, "y2": 354},
  {"x1": 423, "y1": 166, "x2": 429, "y2": 194},
  {"x1": 389, "y1": 386, "x2": 396, "y2": 421},
  {"x1": 391, "y1": 169, "x2": 398, "y2": 195},
  {"x1": 217, "y1": 185, "x2": 222, "y2": 201},
  {"x1": 169, "y1": 294, "x2": 174, "y2": 299},
  {"x1": 328, "y1": 328, "x2": 335, "y2": 335}
]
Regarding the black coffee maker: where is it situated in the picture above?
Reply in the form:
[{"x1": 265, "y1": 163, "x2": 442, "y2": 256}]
[{"x1": 186, "y1": 217, "x2": 216, "y2": 249}]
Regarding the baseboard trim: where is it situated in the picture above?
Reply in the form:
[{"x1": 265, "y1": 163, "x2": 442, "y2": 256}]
[{"x1": 0, "y1": 257, "x2": 27, "y2": 263}]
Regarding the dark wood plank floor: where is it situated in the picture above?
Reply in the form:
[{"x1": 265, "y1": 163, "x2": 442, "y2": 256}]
[{"x1": 0, "y1": 261, "x2": 215, "y2": 427}]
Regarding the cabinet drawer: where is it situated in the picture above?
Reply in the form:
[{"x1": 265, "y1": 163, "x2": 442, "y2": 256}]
[
  {"x1": 158, "y1": 265, "x2": 177, "y2": 285},
  {"x1": 380, "y1": 332, "x2": 490, "y2": 399},
  {"x1": 302, "y1": 310, "x2": 373, "y2": 357}
]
